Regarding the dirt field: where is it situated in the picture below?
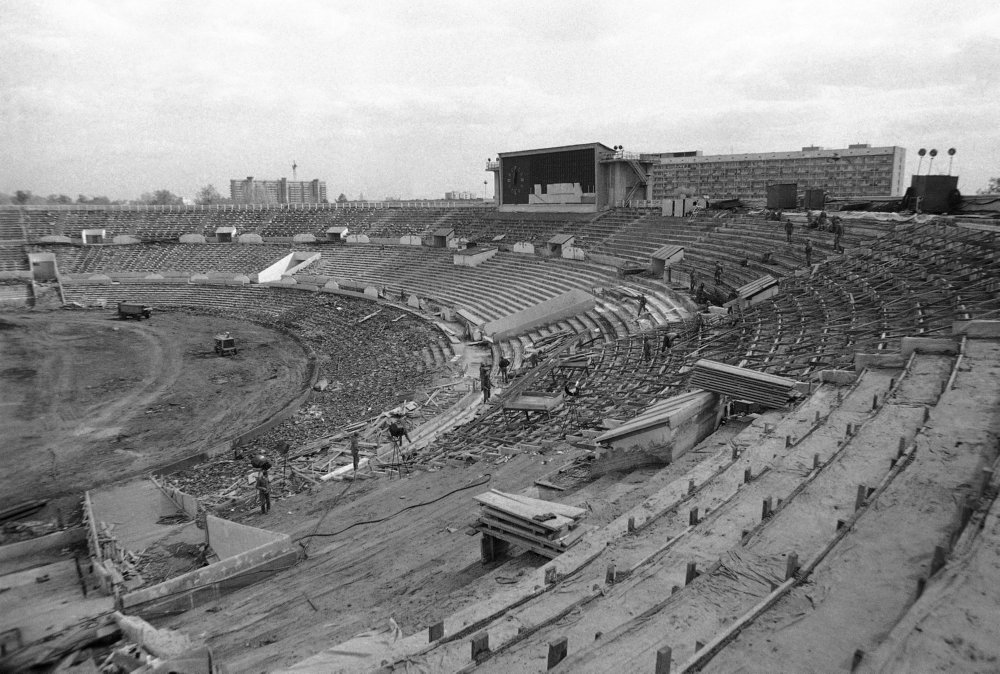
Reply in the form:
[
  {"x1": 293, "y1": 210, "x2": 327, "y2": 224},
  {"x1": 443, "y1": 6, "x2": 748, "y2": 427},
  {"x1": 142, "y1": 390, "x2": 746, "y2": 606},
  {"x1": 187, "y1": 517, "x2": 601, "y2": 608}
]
[{"x1": 0, "y1": 310, "x2": 310, "y2": 509}]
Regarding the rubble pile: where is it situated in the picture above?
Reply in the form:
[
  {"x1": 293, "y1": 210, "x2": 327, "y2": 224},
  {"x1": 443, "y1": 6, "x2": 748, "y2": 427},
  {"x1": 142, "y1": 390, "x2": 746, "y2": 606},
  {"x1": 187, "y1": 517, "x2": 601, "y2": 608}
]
[
  {"x1": 166, "y1": 385, "x2": 469, "y2": 515},
  {"x1": 0, "y1": 518, "x2": 60, "y2": 544}
]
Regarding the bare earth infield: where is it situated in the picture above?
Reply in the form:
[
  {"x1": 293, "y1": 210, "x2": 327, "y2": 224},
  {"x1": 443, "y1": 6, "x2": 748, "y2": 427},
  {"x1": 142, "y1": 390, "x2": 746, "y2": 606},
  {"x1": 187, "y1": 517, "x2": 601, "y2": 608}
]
[{"x1": 0, "y1": 311, "x2": 309, "y2": 506}]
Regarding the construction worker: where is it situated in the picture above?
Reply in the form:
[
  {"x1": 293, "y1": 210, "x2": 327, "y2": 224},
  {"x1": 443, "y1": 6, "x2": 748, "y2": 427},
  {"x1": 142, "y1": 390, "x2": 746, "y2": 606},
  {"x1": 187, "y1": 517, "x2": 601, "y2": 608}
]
[
  {"x1": 785, "y1": 218, "x2": 794, "y2": 243},
  {"x1": 256, "y1": 469, "x2": 271, "y2": 514},
  {"x1": 388, "y1": 420, "x2": 411, "y2": 446},
  {"x1": 661, "y1": 331, "x2": 674, "y2": 353},
  {"x1": 642, "y1": 336, "x2": 652, "y2": 362},
  {"x1": 804, "y1": 239, "x2": 813, "y2": 266},
  {"x1": 832, "y1": 216, "x2": 844, "y2": 252},
  {"x1": 498, "y1": 355, "x2": 511, "y2": 383},
  {"x1": 637, "y1": 293, "x2": 647, "y2": 317},
  {"x1": 350, "y1": 432, "x2": 360, "y2": 471},
  {"x1": 714, "y1": 261, "x2": 723, "y2": 285},
  {"x1": 479, "y1": 364, "x2": 492, "y2": 403}
]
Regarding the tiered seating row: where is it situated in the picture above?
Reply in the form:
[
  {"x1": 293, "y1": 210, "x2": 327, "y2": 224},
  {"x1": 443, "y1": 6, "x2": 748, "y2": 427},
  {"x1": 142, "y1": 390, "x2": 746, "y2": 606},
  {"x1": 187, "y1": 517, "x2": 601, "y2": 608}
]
[
  {"x1": 0, "y1": 209, "x2": 26, "y2": 242},
  {"x1": 0, "y1": 245, "x2": 29, "y2": 272},
  {"x1": 31, "y1": 243, "x2": 293, "y2": 275}
]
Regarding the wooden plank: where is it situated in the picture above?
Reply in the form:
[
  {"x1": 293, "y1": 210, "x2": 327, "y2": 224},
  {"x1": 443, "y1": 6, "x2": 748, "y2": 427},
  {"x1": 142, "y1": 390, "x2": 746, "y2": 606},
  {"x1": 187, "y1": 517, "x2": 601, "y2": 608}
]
[
  {"x1": 474, "y1": 522, "x2": 562, "y2": 559},
  {"x1": 479, "y1": 509, "x2": 567, "y2": 540},
  {"x1": 692, "y1": 359, "x2": 797, "y2": 387},
  {"x1": 554, "y1": 526, "x2": 588, "y2": 548},
  {"x1": 473, "y1": 493, "x2": 575, "y2": 531},
  {"x1": 478, "y1": 513, "x2": 568, "y2": 546},
  {"x1": 489, "y1": 490, "x2": 586, "y2": 519}
]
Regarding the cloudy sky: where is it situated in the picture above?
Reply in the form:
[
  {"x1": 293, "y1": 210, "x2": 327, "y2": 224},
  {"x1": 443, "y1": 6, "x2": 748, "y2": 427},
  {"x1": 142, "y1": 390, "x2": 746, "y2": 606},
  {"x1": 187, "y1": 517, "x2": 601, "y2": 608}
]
[{"x1": 2, "y1": 0, "x2": 998, "y2": 201}]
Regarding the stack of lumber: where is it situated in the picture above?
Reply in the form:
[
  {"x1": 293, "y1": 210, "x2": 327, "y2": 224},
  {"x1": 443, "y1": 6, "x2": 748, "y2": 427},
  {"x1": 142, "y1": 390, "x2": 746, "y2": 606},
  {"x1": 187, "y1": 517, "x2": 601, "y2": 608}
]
[
  {"x1": 690, "y1": 359, "x2": 798, "y2": 408},
  {"x1": 473, "y1": 490, "x2": 587, "y2": 559}
]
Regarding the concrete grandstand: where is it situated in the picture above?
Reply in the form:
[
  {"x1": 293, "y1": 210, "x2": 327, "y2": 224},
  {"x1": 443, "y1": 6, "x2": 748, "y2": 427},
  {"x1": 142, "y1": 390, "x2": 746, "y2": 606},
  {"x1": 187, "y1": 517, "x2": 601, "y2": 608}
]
[{"x1": 0, "y1": 200, "x2": 998, "y2": 672}]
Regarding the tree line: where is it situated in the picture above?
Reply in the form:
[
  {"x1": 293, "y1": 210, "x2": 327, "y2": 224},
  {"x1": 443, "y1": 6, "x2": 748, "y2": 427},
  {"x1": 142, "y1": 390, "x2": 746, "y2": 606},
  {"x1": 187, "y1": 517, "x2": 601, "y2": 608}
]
[{"x1": 0, "y1": 184, "x2": 236, "y2": 206}]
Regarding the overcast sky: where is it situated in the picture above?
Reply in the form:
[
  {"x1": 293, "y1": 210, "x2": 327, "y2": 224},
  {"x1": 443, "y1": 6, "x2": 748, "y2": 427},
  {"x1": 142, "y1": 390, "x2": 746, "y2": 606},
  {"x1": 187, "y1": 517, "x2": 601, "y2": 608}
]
[{"x1": 2, "y1": 0, "x2": 998, "y2": 201}]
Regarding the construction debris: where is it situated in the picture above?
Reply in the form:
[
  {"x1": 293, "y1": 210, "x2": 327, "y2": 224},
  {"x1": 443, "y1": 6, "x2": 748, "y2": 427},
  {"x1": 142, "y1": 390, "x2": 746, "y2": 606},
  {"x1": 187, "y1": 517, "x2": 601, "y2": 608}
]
[
  {"x1": 473, "y1": 490, "x2": 588, "y2": 559},
  {"x1": 689, "y1": 359, "x2": 799, "y2": 408}
]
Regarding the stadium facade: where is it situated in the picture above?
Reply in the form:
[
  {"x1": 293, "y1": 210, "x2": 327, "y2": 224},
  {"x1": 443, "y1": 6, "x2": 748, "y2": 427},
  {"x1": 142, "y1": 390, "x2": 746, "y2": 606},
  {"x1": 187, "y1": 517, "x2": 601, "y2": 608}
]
[{"x1": 230, "y1": 177, "x2": 327, "y2": 204}]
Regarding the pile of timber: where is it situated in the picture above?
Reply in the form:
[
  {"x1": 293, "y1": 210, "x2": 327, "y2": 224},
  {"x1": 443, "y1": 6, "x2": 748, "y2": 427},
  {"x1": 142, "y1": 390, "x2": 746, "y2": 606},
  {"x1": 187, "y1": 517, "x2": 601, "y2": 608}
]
[
  {"x1": 473, "y1": 490, "x2": 587, "y2": 559},
  {"x1": 690, "y1": 359, "x2": 798, "y2": 408}
]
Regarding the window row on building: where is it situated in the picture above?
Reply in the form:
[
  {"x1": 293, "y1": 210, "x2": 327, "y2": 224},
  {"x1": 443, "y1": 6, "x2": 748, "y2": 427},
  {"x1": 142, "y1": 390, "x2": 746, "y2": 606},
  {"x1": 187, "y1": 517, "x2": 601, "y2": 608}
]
[{"x1": 650, "y1": 145, "x2": 906, "y2": 200}]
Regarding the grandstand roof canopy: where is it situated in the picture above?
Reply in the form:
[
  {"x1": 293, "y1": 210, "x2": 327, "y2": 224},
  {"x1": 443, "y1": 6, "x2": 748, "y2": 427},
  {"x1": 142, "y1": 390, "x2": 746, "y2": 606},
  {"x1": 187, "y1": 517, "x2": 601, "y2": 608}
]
[{"x1": 497, "y1": 142, "x2": 613, "y2": 158}]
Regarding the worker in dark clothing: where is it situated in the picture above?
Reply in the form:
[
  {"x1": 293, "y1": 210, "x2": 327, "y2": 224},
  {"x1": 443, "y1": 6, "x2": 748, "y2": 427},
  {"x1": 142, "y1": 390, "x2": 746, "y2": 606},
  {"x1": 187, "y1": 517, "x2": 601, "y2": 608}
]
[
  {"x1": 661, "y1": 331, "x2": 674, "y2": 353},
  {"x1": 689, "y1": 268, "x2": 697, "y2": 292},
  {"x1": 832, "y1": 217, "x2": 844, "y2": 252},
  {"x1": 714, "y1": 261, "x2": 723, "y2": 285},
  {"x1": 256, "y1": 469, "x2": 271, "y2": 514},
  {"x1": 785, "y1": 218, "x2": 794, "y2": 243},
  {"x1": 388, "y1": 420, "x2": 410, "y2": 446},
  {"x1": 642, "y1": 336, "x2": 652, "y2": 362},
  {"x1": 479, "y1": 364, "x2": 492, "y2": 403},
  {"x1": 498, "y1": 355, "x2": 511, "y2": 383},
  {"x1": 637, "y1": 293, "x2": 647, "y2": 317},
  {"x1": 804, "y1": 239, "x2": 813, "y2": 266},
  {"x1": 696, "y1": 283, "x2": 706, "y2": 304},
  {"x1": 350, "y1": 432, "x2": 360, "y2": 471}
]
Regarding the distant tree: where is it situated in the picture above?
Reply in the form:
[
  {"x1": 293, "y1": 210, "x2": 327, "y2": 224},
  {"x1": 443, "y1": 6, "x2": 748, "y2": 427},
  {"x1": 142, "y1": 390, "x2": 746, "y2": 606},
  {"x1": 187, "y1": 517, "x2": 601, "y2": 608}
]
[
  {"x1": 336, "y1": 193, "x2": 348, "y2": 203},
  {"x1": 977, "y1": 177, "x2": 1000, "y2": 195},
  {"x1": 77, "y1": 194, "x2": 112, "y2": 205},
  {"x1": 46, "y1": 194, "x2": 73, "y2": 204},
  {"x1": 14, "y1": 190, "x2": 32, "y2": 204},
  {"x1": 195, "y1": 184, "x2": 227, "y2": 205},
  {"x1": 139, "y1": 190, "x2": 183, "y2": 205}
]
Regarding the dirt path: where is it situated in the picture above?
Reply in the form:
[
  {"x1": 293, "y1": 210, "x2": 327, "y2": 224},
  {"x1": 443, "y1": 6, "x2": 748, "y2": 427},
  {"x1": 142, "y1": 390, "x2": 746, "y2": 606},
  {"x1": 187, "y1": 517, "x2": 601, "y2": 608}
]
[{"x1": 0, "y1": 312, "x2": 309, "y2": 505}]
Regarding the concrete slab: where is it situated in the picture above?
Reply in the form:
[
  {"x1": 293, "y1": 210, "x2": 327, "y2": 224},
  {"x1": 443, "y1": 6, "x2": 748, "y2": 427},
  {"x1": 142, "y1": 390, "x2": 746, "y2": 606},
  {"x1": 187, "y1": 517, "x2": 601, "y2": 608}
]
[
  {"x1": 953, "y1": 320, "x2": 1000, "y2": 339},
  {"x1": 901, "y1": 336, "x2": 958, "y2": 357},
  {"x1": 0, "y1": 559, "x2": 113, "y2": 645},
  {"x1": 89, "y1": 479, "x2": 204, "y2": 552}
]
